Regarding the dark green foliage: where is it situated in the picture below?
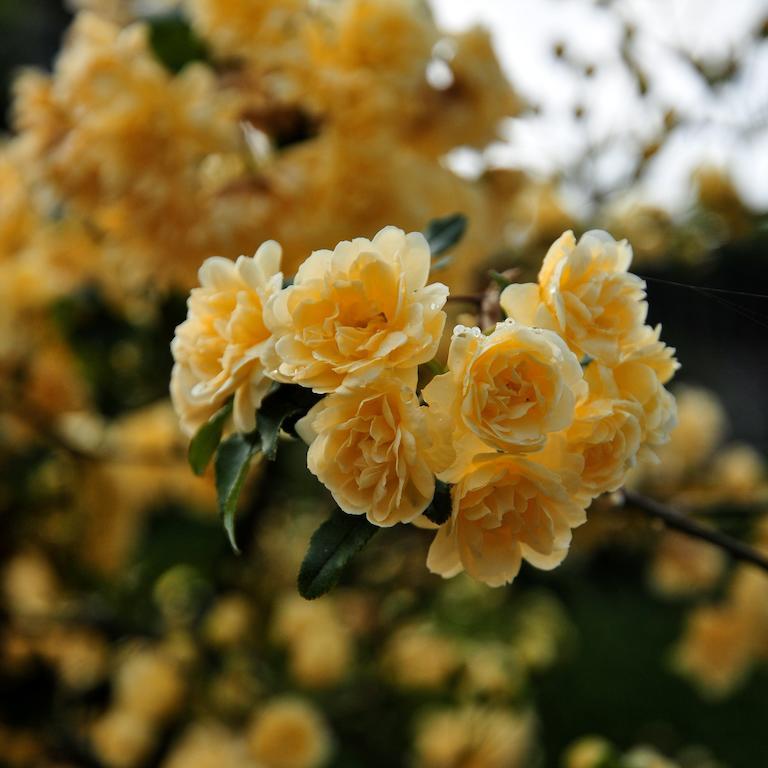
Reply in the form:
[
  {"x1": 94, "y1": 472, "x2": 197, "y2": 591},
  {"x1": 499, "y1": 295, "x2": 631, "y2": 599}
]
[
  {"x1": 187, "y1": 400, "x2": 233, "y2": 476},
  {"x1": 209, "y1": 385, "x2": 322, "y2": 550},
  {"x1": 148, "y1": 13, "x2": 208, "y2": 74},
  {"x1": 214, "y1": 433, "x2": 260, "y2": 553},
  {"x1": 423, "y1": 480, "x2": 452, "y2": 525},
  {"x1": 257, "y1": 384, "x2": 323, "y2": 460},
  {"x1": 298, "y1": 507, "x2": 379, "y2": 599},
  {"x1": 424, "y1": 213, "x2": 468, "y2": 269},
  {"x1": 53, "y1": 288, "x2": 185, "y2": 417}
]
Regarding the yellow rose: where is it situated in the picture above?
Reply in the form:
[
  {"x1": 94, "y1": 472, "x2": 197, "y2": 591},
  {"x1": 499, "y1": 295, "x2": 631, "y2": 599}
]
[
  {"x1": 423, "y1": 321, "x2": 586, "y2": 475},
  {"x1": 264, "y1": 226, "x2": 448, "y2": 393},
  {"x1": 567, "y1": 363, "x2": 644, "y2": 500},
  {"x1": 500, "y1": 230, "x2": 647, "y2": 365},
  {"x1": 623, "y1": 323, "x2": 679, "y2": 384},
  {"x1": 296, "y1": 378, "x2": 449, "y2": 526},
  {"x1": 610, "y1": 357, "x2": 677, "y2": 461},
  {"x1": 170, "y1": 241, "x2": 283, "y2": 436},
  {"x1": 427, "y1": 453, "x2": 586, "y2": 587}
]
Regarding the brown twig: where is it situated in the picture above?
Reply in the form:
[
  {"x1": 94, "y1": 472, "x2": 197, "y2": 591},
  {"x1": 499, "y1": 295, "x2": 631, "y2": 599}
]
[
  {"x1": 621, "y1": 489, "x2": 768, "y2": 574},
  {"x1": 446, "y1": 294, "x2": 483, "y2": 305},
  {"x1": 480, "y1": 283, "x2": 503, "y2": 330}
]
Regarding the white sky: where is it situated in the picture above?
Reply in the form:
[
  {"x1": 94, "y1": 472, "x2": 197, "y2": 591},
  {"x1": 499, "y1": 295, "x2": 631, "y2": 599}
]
[{"x1": 432, "y1": 0, "x2": 768, "y2": 213}]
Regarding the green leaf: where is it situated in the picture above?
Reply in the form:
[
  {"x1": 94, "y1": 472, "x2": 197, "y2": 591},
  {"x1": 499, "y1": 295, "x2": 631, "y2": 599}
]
[
  {"x1": 214, "y1": 433, "x2": 259, "y2": 553},
  {"x1": 425, "y1": 359, "x2": 447, "y2": 376},
  {"x1": 257, "y1": 384, "x2": 323, "y2": 461},
  {"x1": 424, "y1": 213, "x2": 468, "y2": 259},
  {"x1": 187, "y1": 400, "x2": 233, "y2": 476},
  {"x1": 298, "y1": 508, "x2": 379, "y2": 599},
  {"x1": 148, "y1": 13, "x2": 209, "y2": 74},
  {"x1": 423, "y1": 480, "x2": 452, "y2": 525}
]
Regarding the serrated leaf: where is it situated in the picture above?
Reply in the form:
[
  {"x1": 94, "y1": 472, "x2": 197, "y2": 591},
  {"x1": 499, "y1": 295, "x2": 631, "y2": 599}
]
[
  {"x1": 215, "y1": 433, "x2": 259, "y2": 553},
  {"x1": 424, "y1": 213, "x2": 468, "y2": 259},
  {"x1": 298, "y1": 508, "x2": 379, "y2": 599},
  {"x1": 257, "y1": 384, "x2": 323, "y2": 460},
  {"x1": 187, "y1": 400, "x2": 233, "y2": 476},
  {"x1": 423, "y1": 480, "x2": 452, "y2": 525}
]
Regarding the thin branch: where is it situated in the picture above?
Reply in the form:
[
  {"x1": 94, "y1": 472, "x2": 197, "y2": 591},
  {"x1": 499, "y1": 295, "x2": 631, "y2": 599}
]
[
  {"x1": 446, "y1": 294, "x2": 483, "y2": 305},
  {"x1": 621, "y1": 489, "x2": 768, "y2": 574}
]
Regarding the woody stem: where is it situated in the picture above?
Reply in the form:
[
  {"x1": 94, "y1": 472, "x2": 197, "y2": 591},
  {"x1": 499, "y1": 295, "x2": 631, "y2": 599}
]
[{"x1": 621, "y1": 489, "x2": 768, "y2": 574}]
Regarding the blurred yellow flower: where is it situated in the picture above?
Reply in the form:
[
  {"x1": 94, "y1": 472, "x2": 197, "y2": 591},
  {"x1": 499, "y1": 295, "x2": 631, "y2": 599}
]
[
  {"x1": 427, "y1": 453, "x2": 586, "y2": 587},
  {"x1": 0, "y1": 149, "x2": 35, "y2": 258},
  {"x1": 310, "y1": 0, "x2": 436, "y2": 85},
  {"x1": 2, "y1": 551, "x2": 61, "y2": 621},
  {"x1": 712, "y1": 443, "x2": 765, "y2": 501},
  {"x1": 674, "y1": 604, "x2": 754, "y2": 698},
  {"x1": 623, "y1": 747, "x2": 680, "y2": 768},
  {"x1": 731, "y1": 561, "x2": 768, "y2": 631},
  {"x1": 460, "y1": 643, "x2": 523, "y2": 698},
  {"x1": 640, "y1": 385, "x2": 724, "y2": 489},
  {"x1": 203, "y1": 594, "x2": 255, "y2": 649},
  {"x1": 40, "y1": 627, "x2": 109, "y2": 691},
  {"x1": 564, "y1": 737, "x2": 614, "y2": 768},
  {"x1": 246, "y1": 697, "x2": 331, "y2": 768},
  {"x1": 186, "y1": 0, "x2": 308, "y2": 64},
  {"x1": 90, "y1": 708, "x2": 157, "y2": 768},
  {"x1": 14, "y1": 13, "x2": 255, "y2": 290},
  {"x1": 501, "y1": 230, "x2": 648, "y2": 366},
  {"x1": 404, "y1": 26, "x2": 522, "y2": 157},
  {"x1": 163, "y1": 722, "x2": 253, "y2": 768},
  {"x1": 297, "y1": 378, "x2": 449, "y2": 526},
  {"x1": 270, "y1": 593, "x2": 353, "y2": 688},
  {"x1": 414, "y1": 706, "x2": 533, "y2": 768},
  {"x1": 264, "y1": 226, "x2": 447, "y2": 393},
  {"x1": 649, "y1": 533, "x2": 725, "y2": 598},
  {"x1": 114, "y1": 645, "x2": 186, "y2": 722},
  {"x1": 423, "y1": 321, "x2": 585, "y2": 471},
  {"x1": 382, "y1": 622, "x2": 461, "y2": 690},
  {"x1": 171, "y1": 241, "x2": 283, "y2": 436}
]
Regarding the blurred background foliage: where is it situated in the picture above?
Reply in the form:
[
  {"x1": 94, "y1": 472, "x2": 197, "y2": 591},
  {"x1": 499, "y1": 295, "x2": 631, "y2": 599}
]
[{"x1": 0, "y1": 1, "x2": 767, "y2": 767}]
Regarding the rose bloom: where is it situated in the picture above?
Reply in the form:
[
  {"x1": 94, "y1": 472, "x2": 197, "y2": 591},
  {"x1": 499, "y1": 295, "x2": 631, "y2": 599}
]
[
  {"x1": 500, "y1": 230, "x2": 647, "y2": 365},
  {"x1": 423, "y1": 321, "x2": 585, "y2": 473},
  {"x1": 296, "y1": 378, "x2": 450, "y2": 526},
  {"x1": 567, "y1": 363, "x2": 644, "y2": 500},
  {"x1": 427, "y1": 453, "x2": 586, "y2": 587},
  {"x1": 610, "y1": 358, "x2": 677, "y2": 461},
  {"x1": 170, "y1": 241, "x2": 283, "y2": 436},
  {"x1": 263, "y1": 226, "x2": 448, "y2": 393},
  {"x1": 623, "y1": 323, "x2": 679, "y2": 384}
]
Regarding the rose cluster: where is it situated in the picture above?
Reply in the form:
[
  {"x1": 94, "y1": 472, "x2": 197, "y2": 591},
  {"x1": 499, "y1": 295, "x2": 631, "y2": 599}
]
[{"x1": 171, "y1": 226, "x2": 678, "y2": 588}]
